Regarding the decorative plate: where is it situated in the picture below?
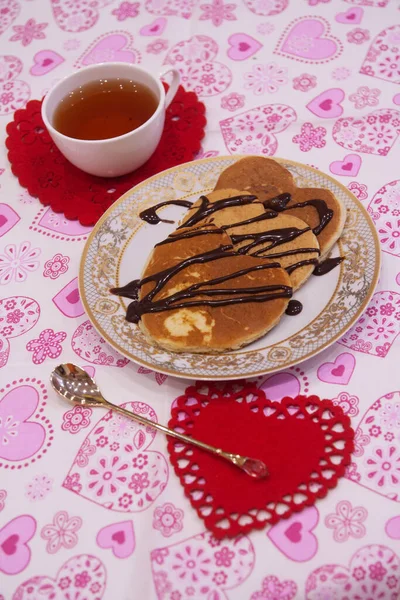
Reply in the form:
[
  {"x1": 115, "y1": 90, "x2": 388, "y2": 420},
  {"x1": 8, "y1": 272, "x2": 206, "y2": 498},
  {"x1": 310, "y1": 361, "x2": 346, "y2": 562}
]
[{"x1": 79, "y1": 156, "x2": 380, "y2": 380}]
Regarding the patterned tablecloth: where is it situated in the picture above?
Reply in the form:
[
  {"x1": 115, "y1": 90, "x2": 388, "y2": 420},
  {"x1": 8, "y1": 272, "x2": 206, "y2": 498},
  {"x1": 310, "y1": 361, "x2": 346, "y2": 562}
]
[{"x1": 1, "y1": 1, "x2": 400, "y2": 598}]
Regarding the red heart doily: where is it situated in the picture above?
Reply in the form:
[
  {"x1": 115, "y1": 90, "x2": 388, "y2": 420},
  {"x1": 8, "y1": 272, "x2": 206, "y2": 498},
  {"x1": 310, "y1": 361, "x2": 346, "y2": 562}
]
[
  {"x1": 168, "y1": 382, "x2": 354, "y2": 539},
  {"x1": 5, "y1": 85, "x2": 206, "y2": 226}
]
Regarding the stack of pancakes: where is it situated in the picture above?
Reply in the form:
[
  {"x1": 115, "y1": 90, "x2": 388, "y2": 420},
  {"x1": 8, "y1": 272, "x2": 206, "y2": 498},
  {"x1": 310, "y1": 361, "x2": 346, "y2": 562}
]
[{"x1": 115, "y1": 157, "x2": 346, "y2": 353}]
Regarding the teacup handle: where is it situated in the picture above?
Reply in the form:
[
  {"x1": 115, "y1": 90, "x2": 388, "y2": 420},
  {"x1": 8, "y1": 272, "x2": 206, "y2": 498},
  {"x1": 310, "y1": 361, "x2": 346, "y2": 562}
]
[{"x1": 160, "y1": 68, "x2": 181, "y2": 108}]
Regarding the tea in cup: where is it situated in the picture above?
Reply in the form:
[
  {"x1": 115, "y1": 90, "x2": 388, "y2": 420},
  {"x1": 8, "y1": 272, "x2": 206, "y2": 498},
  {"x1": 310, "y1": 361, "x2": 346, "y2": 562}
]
[{"x1": 41, "y1": 63, "x2": 180, "y2": 177}]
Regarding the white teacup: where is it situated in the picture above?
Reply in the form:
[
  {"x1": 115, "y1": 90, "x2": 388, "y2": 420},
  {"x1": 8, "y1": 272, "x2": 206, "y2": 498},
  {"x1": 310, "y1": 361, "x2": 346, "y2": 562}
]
[{"x1": 41, "y1": 63, "x2": 180, "y2": 178}]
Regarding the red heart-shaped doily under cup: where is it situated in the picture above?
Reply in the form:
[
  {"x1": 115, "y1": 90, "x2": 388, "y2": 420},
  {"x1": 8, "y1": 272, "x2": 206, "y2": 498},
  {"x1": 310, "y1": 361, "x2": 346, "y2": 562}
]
[
  {"x1": 168, "y1": 383, "x2": 354, "y2": 539},
  {"x1": 5, "y1": 85, "x2": 206, "y2": 226}
]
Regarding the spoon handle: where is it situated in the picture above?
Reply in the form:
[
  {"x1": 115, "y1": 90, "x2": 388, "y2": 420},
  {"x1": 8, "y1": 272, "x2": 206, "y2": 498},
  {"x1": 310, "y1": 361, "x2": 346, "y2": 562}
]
[{"x1": 103, "y1": 400, "x2": 259, "y2": 474}]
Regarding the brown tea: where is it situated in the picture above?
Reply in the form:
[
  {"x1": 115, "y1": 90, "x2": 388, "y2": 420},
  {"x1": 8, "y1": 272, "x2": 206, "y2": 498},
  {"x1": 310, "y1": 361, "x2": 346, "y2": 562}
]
[{"x1": 53, "y1": 78, "x2": 158, "y2": 140}]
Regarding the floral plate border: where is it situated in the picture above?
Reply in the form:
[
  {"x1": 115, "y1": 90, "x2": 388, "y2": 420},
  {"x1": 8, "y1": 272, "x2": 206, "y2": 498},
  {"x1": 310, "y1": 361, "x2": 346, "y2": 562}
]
[{"x1": 79, "y1": 156, "x2": 380, "y2": 380}]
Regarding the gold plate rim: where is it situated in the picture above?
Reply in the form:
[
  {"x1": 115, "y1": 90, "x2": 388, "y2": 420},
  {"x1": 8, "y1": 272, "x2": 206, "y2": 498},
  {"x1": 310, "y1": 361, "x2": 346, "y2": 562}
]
[{"x1": 79, "y1": 156, "x2": 381, "y2": 380}]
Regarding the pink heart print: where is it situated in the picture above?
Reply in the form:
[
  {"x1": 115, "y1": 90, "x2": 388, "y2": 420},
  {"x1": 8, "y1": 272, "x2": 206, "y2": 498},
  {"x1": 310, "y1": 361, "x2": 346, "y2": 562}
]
[
  {"x1": 0, "y1": 0, "x2": 19, "y2": 35},
  {"x1": 151, "y1": 531, "x2": 254, "y2": 598},
  {"x1": 195, "y1": 148, "x2": 219, "y2": 159},
  {"x1": 0, "y1": 386, "x2": 48, "y2": 462},
  {"x1": 30, "y1": 50, "x2": 65, "y2": 76},
  {"x1": 75, "y1": 32, "x2": 141, "y2": 68},
  {"x1": 242, "y1": 0, "x2": 288, "y2": 16},
  {"x1": 360, "y1": 25, "x2": 400, "y2": 84},
  {"x1": 335, "y1": 7, "x2": 364, "y2": 24},
  {"x1": 250, "y1": 575, "x2": 297, "y2": 600},
  {"x1": 344, "y1": 0, "x2": 389, "y2": 8},
  {"x1": 346, "y1": 391, "x2": 400, "y2": 502},
  {"x1": 0, "y1": 337, "x2": 9, "y2": 369},
  {"x1": 72, "y1": 320, "x2": 129, "y2": 367},
  {"x1": 51, "y1": 0, "x2": 114, "y2": 32},
  {"x1": 63, "y1": 401, "x2": 168, "y2": 511},
  {"x1": 330, "y1": 154, "x2": 362, "y2": 177},
  {"x1": 0, "y1": 203, "x2": 20, "y2": 238},
  {"x1": 386, "y1": 515, "x2": 400, "y2": 539},
  {"x1": 368, "y1": 179, "x2": 400, "y2": 257},
  {"x1": 220, "y1": 104, "x2": 297, "y2": 156},
  {"x1": 317, "y1": 352, "x2": 356, "y2": 385},
  {"x1": 0, "y1": 55, "x2": 30, "y2": 116},
  {"x1": 137, "y1": 366, "x2": 168, "y2": 386},
  {"x1": 275, "y1": 17, "x2": 343, "y2": 63},
  {"x1": 227, "y1": 34, "x2": 262, "y2": 61},
  {"x1": 0, "y1": 379, "x2": 53, "y2": 469},
  {"x1": 307, "y1": 89, "x2": 345, "y2": 119},
  {"x1": 0, "y1": 515, "x2": 36, "y2": 575},
  {"x1": 12, "y1": 554, "x2": 107, "y2": 599},
  {"x1": 97, "y1": 521, "x2": 135, "y2": 558},
  {"x1": 0, "y1": 296, "x2": 39, "y2": 337},
  {"x1": 163, "y1": 35, "x2": 232, "y2": 96},
  {"x1": 0, "y1": 296, "x2": 40, "y2": 369},
  {"x1": 53, "y1": 278, "x2": 85, "y2": 318},
  {"x1": 305, "y1": 544, "x2": 400, "y2": 598},
  {"x1": 32, "y1": 206, "x2": 93, "y2": 240},
  {"x1": 267, "y1": 507, "x2": 319, "y2": 562},
  {"x1": 140, "y1": 17, "x2": 167, "y2": 36},
  {"x1": 339, "y1": 291, "x2": 400, "y2": 357},
  {"x1": 332, "y1": 109, "x2": 400, "y2": 157},
  {"x1": 259, "y1": 372, "x2": 301, "y2": 401},
  {"x1": 145, "y1": 0, "x2": 196, "y2": 18}
]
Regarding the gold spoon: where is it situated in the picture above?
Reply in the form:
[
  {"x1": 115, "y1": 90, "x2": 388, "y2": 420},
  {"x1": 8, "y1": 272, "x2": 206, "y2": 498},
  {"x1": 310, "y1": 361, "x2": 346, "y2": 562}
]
[{"x1": 50, "y1": 363, "x2": 269, "y2": 480}]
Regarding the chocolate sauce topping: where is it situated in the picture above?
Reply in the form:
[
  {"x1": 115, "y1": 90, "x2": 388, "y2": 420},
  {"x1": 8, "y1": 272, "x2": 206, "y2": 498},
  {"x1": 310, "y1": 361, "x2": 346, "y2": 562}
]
[
  {"x1": 118, "y1": 189, "x2": 339, "y2": 327},
  {"x1": 313, "y1": 256, "x2": 344, "y2": 276},
  {"x1": 222, "y1": 210, "x2": 278, "y2": 230},
  {"x1": 263, "y1": 194, "x2": 334, "y2": 236},
  {"x1": 263, "y1": 193, "x2": 291, "y2": 211},
  {"x1": 139, "y1": 200, "x2": 193, "y2": 225},
  {"x1": 285, "y1": 300, "x2": 303, "y2": 316},
  {"x1": 180, "y1": 194, "x2": 258, "y2": 229},
  {"x1": 260, "y1": 247, "x2": 320, "y2": 259},
  {"x1": 230, "y1": 226, "x2": 310, "y2": 256},
  {"x1": 140, "y1": 192, "x2": 333, "y2": 237},
  {"x1": 286, "y1": 258, "x2": 319, "y2": 275},
  {"x1": 155, "y1": 227, "x2": 223, "y2": 247},
  {"x1": 111, "y1": 246, "x2": 292, "y2": 324},
  {"x1": 110, "y1": 279, "x2": 140, "y2": 301}
]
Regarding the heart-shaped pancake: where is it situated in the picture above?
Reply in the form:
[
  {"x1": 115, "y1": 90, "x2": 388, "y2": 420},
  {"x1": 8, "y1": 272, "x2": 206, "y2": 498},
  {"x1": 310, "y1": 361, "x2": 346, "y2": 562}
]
[
  {"x1": 115, "y1": 226, "x2": 292, "y2": 352},
  {"x1": 180, "y1": 188, "x2": 320, "y2": 289},
  {"x1": 214, "y1": 157, "x2": 346, "y2": 258}
]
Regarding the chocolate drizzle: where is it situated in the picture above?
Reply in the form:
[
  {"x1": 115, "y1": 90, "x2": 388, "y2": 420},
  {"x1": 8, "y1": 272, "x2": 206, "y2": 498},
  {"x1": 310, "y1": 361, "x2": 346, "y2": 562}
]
[
  {"x1": 263, "y1": 193, "x2": 334, "y2": 236},
  {"x1": 223, "y1": 210, "x2": 279, "y2": 230},
  {"x1": 140, "y1": 191, "x2": 333, "y2": 237},
  {"x1": 155, "y1": 227, "x2": 223, "y2": 247},
  {"x1": 263, "y1": 193, "x2": 291, "y2": 212},
  {"x1": 180, "y1": 194, "x2": 258, "y2": 229},
  {"x1": 230, "y1": 226, "x2": 311, "y2": 256},
  {"x1": 313, "y1": 256, "x2": 344, "y2": 276},
  {"x1": 286, "y1": 258, "x2": 319, "y2": 275},
  {"x1": 285, "y1": 300, "x2": 303, "y2": 316},
  {"x1": 110, "y1": 279, "x2": 140, "y2": 301},
  {"x1": 260, "y1": 247, "x2": 320, "y2": 259},
  {"x1": 111, "y1": 246, "x2": 292, "y2": 324},
  {"x1": 116, "y1": 187, "x2": 340, "y2": 327},
  {"x1": 139, "y1": 200, "x2": 193, "y2": 225}
]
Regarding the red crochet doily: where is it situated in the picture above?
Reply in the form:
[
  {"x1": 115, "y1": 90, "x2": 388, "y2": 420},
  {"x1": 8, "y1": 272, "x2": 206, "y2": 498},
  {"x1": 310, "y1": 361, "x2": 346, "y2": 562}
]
[
  {"x1": 6, "y1": 85, "x2": 206, "y2": 226},
  {"x1": 168, "y1": 382, "x2": 354, "y2": 539}
]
